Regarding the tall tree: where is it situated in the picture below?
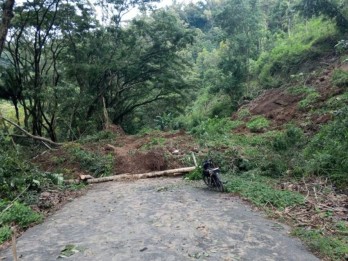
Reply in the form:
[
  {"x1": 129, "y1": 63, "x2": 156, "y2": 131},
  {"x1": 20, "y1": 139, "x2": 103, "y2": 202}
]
[
  {"x1": 213, "y1": 0, "x2": 262, "y2": 108},
  {"x1": 0, "y1": 0, "x2": 15, "y2": 57},
  {"x1": 298, "y1": 0, "x2": 348, "y2": 31},
  {"x1": 62, "y1": 9, "x2": 195, "y2": 135}
]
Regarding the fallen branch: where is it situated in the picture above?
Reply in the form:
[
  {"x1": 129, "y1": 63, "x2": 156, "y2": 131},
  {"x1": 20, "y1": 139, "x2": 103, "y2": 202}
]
[
  {"x1": 65, "y1": 167, "x2": 196, "y2": 184},
  {"x1": 0, "y1": 116, "x2": 62, "y2": 147}
]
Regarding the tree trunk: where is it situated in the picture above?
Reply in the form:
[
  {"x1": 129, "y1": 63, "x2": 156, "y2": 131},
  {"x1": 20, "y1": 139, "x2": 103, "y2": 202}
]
[
  {"x1": 0, "y1": 0, "x2": 15, "y2": 57},
  {"x1": 65, "y1": 167, "x2": 196, "y2": 184}
]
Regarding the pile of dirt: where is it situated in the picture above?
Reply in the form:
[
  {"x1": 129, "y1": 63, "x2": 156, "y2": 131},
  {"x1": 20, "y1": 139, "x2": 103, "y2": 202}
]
[{"x1": 33, "y1": 130, "x2": 199, "y2": 179}]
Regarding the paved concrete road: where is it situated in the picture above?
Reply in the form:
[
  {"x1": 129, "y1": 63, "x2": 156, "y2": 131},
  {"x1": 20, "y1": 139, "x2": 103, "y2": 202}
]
[{"x1": 0, "y1": 178, "x2": 319, "y2": 261}]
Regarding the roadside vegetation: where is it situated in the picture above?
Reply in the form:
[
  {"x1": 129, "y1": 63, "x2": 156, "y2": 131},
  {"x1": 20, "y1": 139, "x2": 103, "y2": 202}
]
[{"x1": 1, "y1": 0, "x2": 348, "y2": 259}]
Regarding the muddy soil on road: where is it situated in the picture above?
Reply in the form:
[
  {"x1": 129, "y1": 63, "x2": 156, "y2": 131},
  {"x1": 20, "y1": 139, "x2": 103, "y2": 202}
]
[{"x1": 0, "y1": 178, "x2": 318, "y2": 261}]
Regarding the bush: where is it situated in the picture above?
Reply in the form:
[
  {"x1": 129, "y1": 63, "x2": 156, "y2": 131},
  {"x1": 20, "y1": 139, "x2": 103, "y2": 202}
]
[
  {"x1": 190, "y1": 117, "x2": 243, "y2": 137},
  {"x1": 185, "y1": 167, "x2": 201, "y2": 180},
  {"x1": 304, "y1": 106, "x2": 348, "y2": 188},
  {"x1": 272, "y1": 125, "x2": 305, "y2": 151},
  {"x1": 0, "y1": 201, "x2": 43, "y2": 229},
  {"x1": 298, "y1": 91, "x2": 320, "y2": 109},
  {"x1": 332, "y1": 69, "x2": 348, "y2": 88},
  {"x1": 67, "y1": 145, "x2": 114, "y2": 177},
  {"x1": 246, "y1": 116, "x2": 269, "y2": 132},
  {"x1": 0, "y1": 225, "x2": 11, "y2": 244}
]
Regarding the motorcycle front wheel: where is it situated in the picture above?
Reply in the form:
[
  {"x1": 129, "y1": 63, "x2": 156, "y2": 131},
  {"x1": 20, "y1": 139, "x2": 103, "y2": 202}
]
[{"x1": 203, "y1": 175, "x2": 211, "y2": 187}]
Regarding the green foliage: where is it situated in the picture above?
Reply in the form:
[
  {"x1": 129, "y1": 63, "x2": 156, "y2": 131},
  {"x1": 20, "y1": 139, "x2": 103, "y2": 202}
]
[
  {"x1": 287, "y1": 85, "x2": 315, "y2": 95},
  {"x1": 190, "y1": 117, "x2": 243, "y2": 137},
  {"x1": 226, "y1": 173, "x2": 305, "y2": 209},
  {"x1": 0, "y1": 201, "x2": 43, "y2": 229},
  {"x1": 256, "y1": 18, "x2": 338, "y2": 88},
  {"x1": 335, "y1": 40, "x2": 348, "y2": 54},
  {"x1": 236, "y1": 108, "x2": 251, "y2": 119},
  {"x1": 325, "y1": 92, "x2": 348, "y2": 109},
  {"x1": 185, "y1": 167, "x2": 201, "y2": 181},
  {"x1": 272, "y1": 125, "x2": 305, "y2": 151},
  {"x1": 0, "y1": 225, "x2": 11, "y2": 244},
  {"x1": 246, "y1": 116, "x2": 270, "y2": 132},
  {"x1": 0, "y1": 150, "x2": 33, "y2": 200},
  {"x1": 67, "y1": 145, "x2": 114, "y2": 178},
  {"x1": 154, "y1": 113, "x2": 175, "y2": 131},
  {"x1": 293, "y1": 228, "x2": 348, "y2": 261},
  {"x1": 332, "y1": 69, "x2": 348, "y2": 88},
  {"x1": 298, "y1": 0, "x2": 348, "y2": 32},
  {"x1": 298, "y1": 91, "x2": 320, "y2": 109},
  {"x1": 304, "y1": 106, "x2": 348, "y2": 188}
]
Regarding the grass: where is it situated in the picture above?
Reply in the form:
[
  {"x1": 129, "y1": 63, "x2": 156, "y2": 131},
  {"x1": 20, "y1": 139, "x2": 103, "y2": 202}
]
[
  {"x1": 0, "y1": 201, "x2": 43, "y2": 244},
  {"x1": 0, "y1": 201, "x2": 43, "y2": 229},
  {"x1": 332, "y1": 69, "x2": 348, "y2": 88},
  {"x1": 226, "y1": 173, "x2": 305, "y2": 209},
  {"x1": 298, "y1": 91, "x2": 320, "y2": 110},
  {"x1": 293, "y1": 228, "x2": 348, "y2": 261}
]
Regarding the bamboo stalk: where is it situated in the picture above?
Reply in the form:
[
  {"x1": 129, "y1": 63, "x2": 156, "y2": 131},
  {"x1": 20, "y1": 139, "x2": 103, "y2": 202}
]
[{"x1": 11, "y1": 226, "x2": 18, "y2": 261}]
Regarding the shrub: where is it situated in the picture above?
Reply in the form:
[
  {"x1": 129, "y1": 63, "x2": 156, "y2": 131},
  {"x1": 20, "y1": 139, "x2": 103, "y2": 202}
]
[
  {"x1": 67, "y1": 145, "x2": 114, "y2": 177},
  {"x1": 0, "y1": 225, "x2": 11, "y2": 244},
  {"x1": 185, "y1": 167, "x2": 201, "y2": 180},
  {"x1": 246, "y1": 116, "x2": 269, "y2": 132},
  {"x1": 272, "y1": 125, "x2": 305, "y2": 151},
  {"x1": 0, "y1": 201, "x2": 43, "y2": 229},
  {"x1": 304, "y1": 106, "x2": 348, "y2": 188},
  {"x1": 298, "y1": 91, "x2": 320, "y2": 109},
  {"x1": 332, "y1": 69, "x2": 348, "y2": 88},
  {"x1": 236, "y1": 108, "x2": 251, "y2": 119},
  {"x1": 190, "y1": 117, "x2": 243, "y2": 137}
]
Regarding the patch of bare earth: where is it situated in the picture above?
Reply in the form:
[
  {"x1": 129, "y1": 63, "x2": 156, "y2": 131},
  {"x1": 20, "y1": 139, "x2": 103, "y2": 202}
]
[
  {"x1": 33, "y1": 130, "x2": 198, "y2": 177},
  {"x1": 232, "y1": 62, "x2": 346, "y2": 134}
]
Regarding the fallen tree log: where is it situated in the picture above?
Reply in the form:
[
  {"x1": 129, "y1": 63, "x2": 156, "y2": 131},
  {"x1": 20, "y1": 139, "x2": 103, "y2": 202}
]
[
  {"x1": 65, "y1": 166, "x2": 196, "y2": 184},
  {"x1": 0, "y1": 116, "x2": 62, "y2": 147}
]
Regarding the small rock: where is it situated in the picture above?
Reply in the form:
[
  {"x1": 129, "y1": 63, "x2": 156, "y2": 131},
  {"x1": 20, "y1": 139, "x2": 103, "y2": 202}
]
[{"x1": 40, "y1": 192, "x2": 51, "y2": 198}]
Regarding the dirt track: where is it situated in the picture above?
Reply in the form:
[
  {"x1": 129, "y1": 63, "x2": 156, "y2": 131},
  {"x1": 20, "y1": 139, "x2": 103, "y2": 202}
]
[{"x1": 0, "y1": 178, "x2": 319, "y2": 261}]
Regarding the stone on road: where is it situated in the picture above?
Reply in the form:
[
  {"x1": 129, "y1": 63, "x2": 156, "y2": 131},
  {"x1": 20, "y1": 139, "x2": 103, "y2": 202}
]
[{"x1": 0, "y1": 178, "x2": 318, "y2": 261}]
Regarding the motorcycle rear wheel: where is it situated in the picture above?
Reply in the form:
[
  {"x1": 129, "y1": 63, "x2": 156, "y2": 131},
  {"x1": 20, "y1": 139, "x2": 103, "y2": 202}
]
[{"x1": 212, "y1": 174, "x2": 224, "y2": 192}]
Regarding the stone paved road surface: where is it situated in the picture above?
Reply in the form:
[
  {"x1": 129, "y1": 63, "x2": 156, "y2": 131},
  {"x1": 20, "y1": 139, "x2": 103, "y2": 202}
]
[{"x1": 0, "y1": 178, "x2": 319, "y2": 261}]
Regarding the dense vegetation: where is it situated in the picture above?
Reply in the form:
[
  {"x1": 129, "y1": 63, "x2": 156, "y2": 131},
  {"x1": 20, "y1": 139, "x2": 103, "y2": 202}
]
[{"x1": 1, "y1": 0, "x2": 348, "y2": 259}]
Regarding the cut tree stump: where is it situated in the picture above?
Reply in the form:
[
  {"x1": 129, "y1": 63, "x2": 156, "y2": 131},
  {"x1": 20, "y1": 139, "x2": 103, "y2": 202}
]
[{"x1": 65, "y1": 167, "x2": 196, "y2": 184}]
